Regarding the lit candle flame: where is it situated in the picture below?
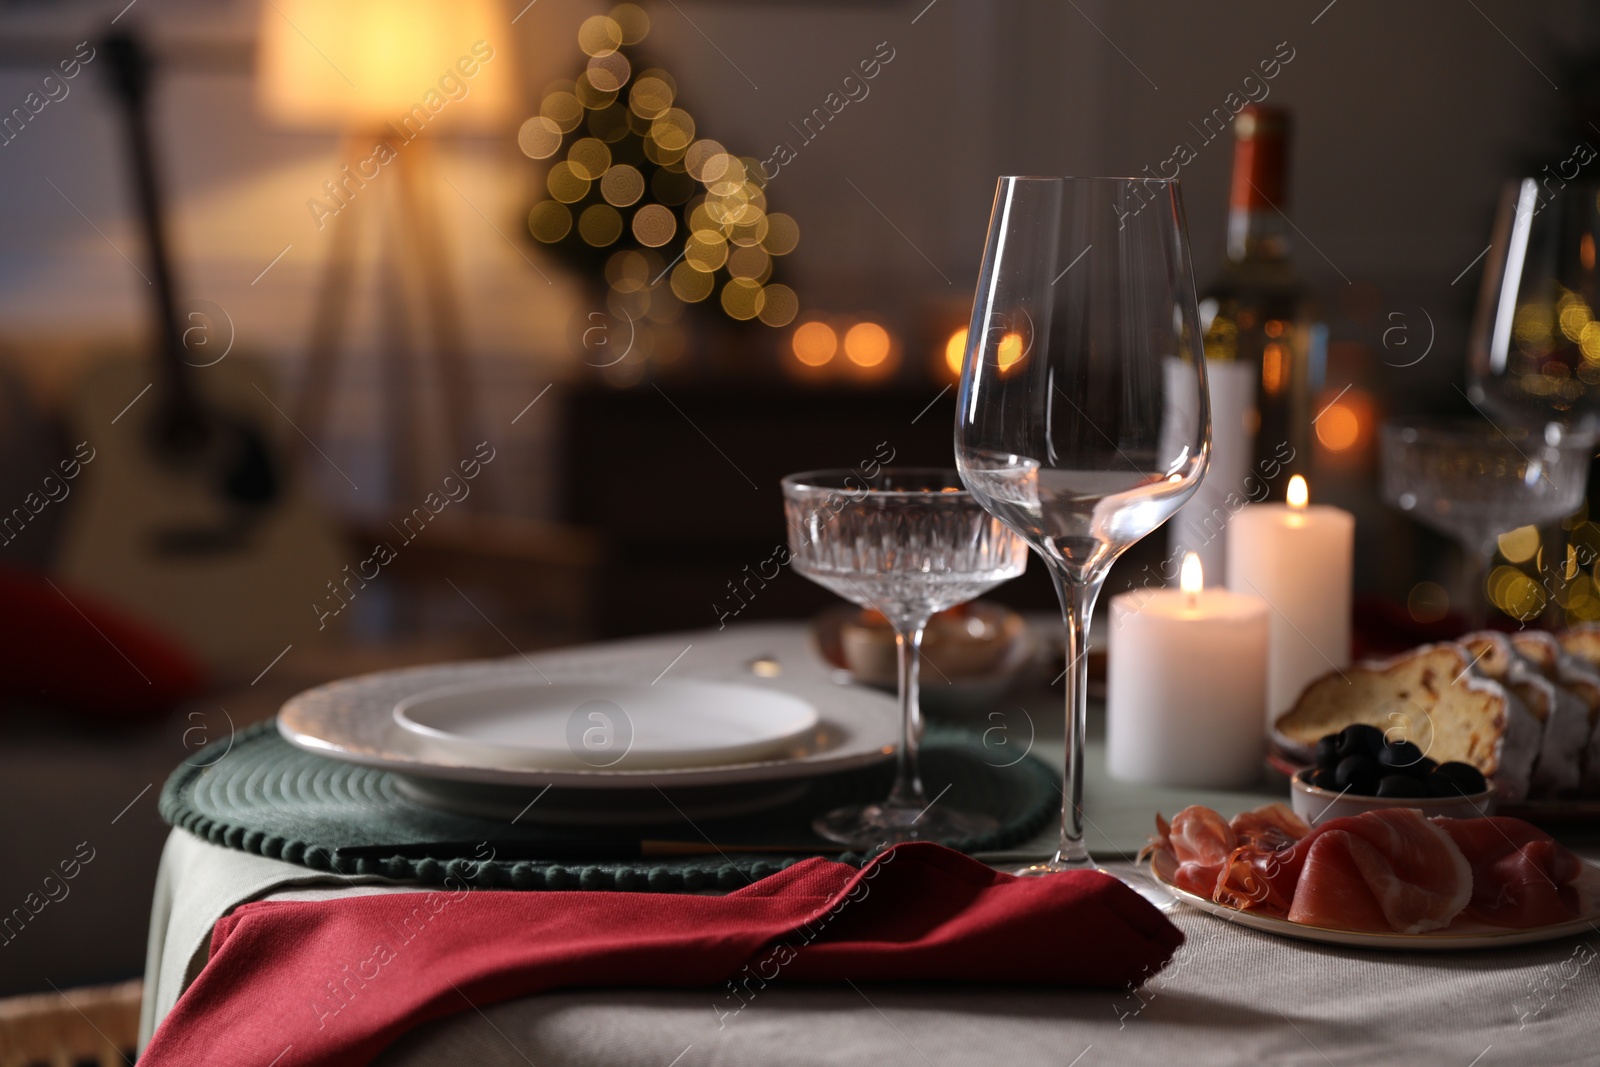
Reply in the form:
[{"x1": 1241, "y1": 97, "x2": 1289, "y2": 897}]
[
  {"x1": 1180, "y1": 551, "x2": 1203, "y2": 606},
  {"x1": 1287, "y1": 474, "x2": 1309, "y2": 509}
]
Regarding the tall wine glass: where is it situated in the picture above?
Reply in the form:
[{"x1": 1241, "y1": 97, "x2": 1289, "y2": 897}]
[
  {"x1": 1469, "y1": 179, "x2": 1600, "y2": 430},
  {"x1": 954, "y1": 177, "x2": 1211, "y2": 876}
]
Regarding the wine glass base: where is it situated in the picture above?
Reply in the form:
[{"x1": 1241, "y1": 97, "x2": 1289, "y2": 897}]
[
  {"x1": 1010, "y1": 860, "x2": 1178, "y2": 912},
  {"x1": 812, "y1": 802, "x2": 999, "y2": 850}
]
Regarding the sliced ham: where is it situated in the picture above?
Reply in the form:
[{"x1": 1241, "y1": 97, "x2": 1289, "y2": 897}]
[
  {"x1": 1220, "y1": 808, "x2": 1471, "y2": 933},
  {"x1": 1147, "y1": 805, "x2": 1580, "y2": 935},
  {"x1": 1161, "y1": 806, "x2": 1237, "y2": 899},
  {"x1": 1433, "y1": 816, "x2": 1584, "y2": 928},
  {"x1": 1212, "y1": 804, "x2": 1310, "y2": 915},
  {"x1": 1285, "y1": 830, "x2": 1394, "y2": 932}
]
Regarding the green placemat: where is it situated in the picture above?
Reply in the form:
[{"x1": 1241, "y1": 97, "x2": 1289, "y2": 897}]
[{"x1": 159, "y1": 722, "x2": 1060, "y2": 891}]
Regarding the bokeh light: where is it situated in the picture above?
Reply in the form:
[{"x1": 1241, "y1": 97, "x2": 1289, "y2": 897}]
[
  {"x1": 578, "y1": 203, "x2": 623, "y2": 246},
  {"x1": 997, "y1": 332, "x2": 1025, "y2": 373},
  {"x1": 1406, "y1": 581, "x2": 1449, "y2": 624},
  {"x1": 945, "y1": 328, "x2": 969, "y2": 377},
  {"x1": 631, "y1": 203, "x2": 677, "y2": 247},
  {"x1": 1497, "y1": 525, "x2": 1540, "y2": 564},
  {"x1": 757, "y1": 284, "x2": 797, "y2": 327},
  {"x1": 1314, "y1": 404, "x2": 1360, "y2": 451},
  {"x1": 578, "y1": 15, "x2": 623, "y2": 57},
  {"x1": 844, "y1": 322, "x2": 891, "y2": 367},
  {"x1": 517, "y1": 117, "x2": 563, "y2": 159},
  {"x1": 792, "y1": 321, "x2": 837, "y2": 366}
]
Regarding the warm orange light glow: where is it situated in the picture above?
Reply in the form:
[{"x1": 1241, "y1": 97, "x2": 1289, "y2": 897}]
[
  {"x1": 256, "y1": 0, "x2": 513, "y2": 129},
  {"x1": 945, "y1": 328, "x2": 969, "y2": 377},
  {"x1": 1314, "y1": 404, "x2": 1360, "y2": 451},
  {"x1": 844, "y1": 322, "x2": 891, "y2": 367},
  {"x1": 1585, "y1": 234, "x2": 1596, "y2": 272},
  {"x1": 997, "y1": 332, "x2": 1025, "y2": 373},
  {"x1": 1180, "y1": 551, "x2": 1203, "y2": 596},
  {"x1": 1261, "y1": 342, "x2": 1286, "y2": 395},
  {"x1": 791, "y1": 321, "x2": 837, "y2": 367},
  {"x1": 1287, "y1": 475, "x2": 1309, "y2": 509}
]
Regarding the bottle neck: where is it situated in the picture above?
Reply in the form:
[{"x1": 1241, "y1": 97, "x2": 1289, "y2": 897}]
[
  {"x1": 1226, "y1": 109, "x2": 1292, "y2": 264},
  {"x1": 1226, "y1": 207, "x2": 1292, "y2": 263}
]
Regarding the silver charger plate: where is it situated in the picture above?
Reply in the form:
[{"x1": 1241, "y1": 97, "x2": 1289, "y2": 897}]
[{"x1": 277, "y1": 655, "x2": 899, "y2": 790}]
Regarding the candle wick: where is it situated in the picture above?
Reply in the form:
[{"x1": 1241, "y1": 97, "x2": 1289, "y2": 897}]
[{"x1": 1186, "y1": 592, "x2": 1197, "y2": 611}]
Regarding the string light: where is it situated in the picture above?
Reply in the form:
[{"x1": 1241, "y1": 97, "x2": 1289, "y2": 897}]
[{"x1": 522, "y1": 3, "x2": 800, "y2": 368}]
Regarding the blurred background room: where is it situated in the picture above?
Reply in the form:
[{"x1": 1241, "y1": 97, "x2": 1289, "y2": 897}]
[{"x1": 0, "y1": 0, "x2": 1596, "y2": 1020}]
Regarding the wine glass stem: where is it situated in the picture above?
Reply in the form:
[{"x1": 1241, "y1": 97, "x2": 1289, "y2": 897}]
[
  {"x1": 1465, "y1": 542, "x2": 1493, "y2": 630},
  {"x1": 1051, "y1": 568, "x2": 1103, "y2": 869},
  {"x1": 885, "y1": 616, "x2": 930, "y2": 810}
]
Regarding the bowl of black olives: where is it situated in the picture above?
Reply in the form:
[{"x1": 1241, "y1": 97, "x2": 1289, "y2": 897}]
[{"x1": 1289, "y1": 724, "x2": 1494, "y2": 827}]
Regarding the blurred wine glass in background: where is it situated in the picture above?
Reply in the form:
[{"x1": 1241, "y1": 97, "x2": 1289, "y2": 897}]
[{"x1": 1470, "y1": 179, "x2": 1600, "y2": 427}]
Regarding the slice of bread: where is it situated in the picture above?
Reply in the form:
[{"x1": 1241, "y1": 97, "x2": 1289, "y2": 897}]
[
  {"x1": 1460, "y1": 631, "x2": 1585, "y2": 796},
  {"x1": 1550, "y1": 627, "x2": 1600, "y2": 795},
  {"x1": 1558, "y1": 624, "x2": 1600, "y2": 671},
  {"x1": 1273, "y1": 642, "x2": 1538, "y2": 801}
]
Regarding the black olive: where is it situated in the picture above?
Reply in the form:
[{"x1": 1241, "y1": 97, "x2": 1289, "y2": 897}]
[
  {"x1": 1336, "y1": 724, "x2": 1385, "y2": 760},
  {"x1": 1335, "y1": 754, "x2": 1380, "y2": 794},
  {"x1": 1302, "y1": 767, "x2": 1338, "y2": 790},
  {"x1": 1410, "y1": 756, "x2": 1439, "y2": 779},
  {"x1": 1377, "y1": 740, "x2": 1425, "y2": 772},
  {"x1": 1429, "y1": 762, "x2": 1488, "y2": 797},
  {"x1": 1376, "y1": 774, "x2": 1428, "y2": 798},
  {"x1": 1314, "y1": 735, "x2": 1342, "y2": 769}
]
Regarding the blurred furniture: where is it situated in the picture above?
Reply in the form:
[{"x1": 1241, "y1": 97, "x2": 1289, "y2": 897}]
[
  {"x1": 344, "y1": 514, "x2": 604, "y2": 646},
  {"x1": 560, "y1": 382, "x2": 1062, "y2": 635},
  {"x1": 0, "y1": 980, "x2": 140, "y2": 1067},
  {"x1": 257, "y1": 0, "x2": 514, "y2": 506}
]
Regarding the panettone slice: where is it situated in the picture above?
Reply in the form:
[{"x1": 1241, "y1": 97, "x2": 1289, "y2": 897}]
[{"x1": 1274, "y1": 641, "x2": 1538, "y2": 801}]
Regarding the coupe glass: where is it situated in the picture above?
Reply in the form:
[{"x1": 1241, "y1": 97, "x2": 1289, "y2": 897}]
[
  {"x1": 1469, "y1": 179, "x2": 1600, "y2": 430},
  {"x1": 954, "y1": 177, "x2": 1211, "y2": 877},
  {"x1": 782, "y1": 468, "x2": 1027, "y2": 848},
  {"x1": 1379, "y1": 419, "x2": 1592, "y2": 625}
]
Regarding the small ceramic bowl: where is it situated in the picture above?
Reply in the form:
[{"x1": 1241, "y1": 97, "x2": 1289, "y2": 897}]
[{"x1": 1290, "y1": 769, "x2": 1495, "y2": 827}]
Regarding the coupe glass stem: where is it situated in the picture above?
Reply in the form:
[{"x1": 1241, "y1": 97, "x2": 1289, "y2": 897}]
[
  {"x1": 1050, "y1": 566, "x2": 1103, "y2": 869},
  {"x1": 885, "y1": 616, "x2": 930, "y2": 810}
]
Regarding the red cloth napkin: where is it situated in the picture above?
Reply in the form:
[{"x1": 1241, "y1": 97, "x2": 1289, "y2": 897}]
[{"x1": 141, "y1": 843, "x2": 1182, "y2": 1066}]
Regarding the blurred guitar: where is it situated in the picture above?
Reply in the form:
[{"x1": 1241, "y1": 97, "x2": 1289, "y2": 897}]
[{"x1": 56, "y1": 31, "x2": 344, "y2": 673}]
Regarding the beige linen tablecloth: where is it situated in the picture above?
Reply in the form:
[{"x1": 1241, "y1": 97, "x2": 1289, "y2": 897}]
[{"x1": 140, "y1": 623, "x2": 1600, "y2": 1065}]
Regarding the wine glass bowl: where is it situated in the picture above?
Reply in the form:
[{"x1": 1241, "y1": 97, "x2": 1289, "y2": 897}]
[
  {"x1": 1379, "y1": 419, "x2": 1593, "y2": 622},
  {"x1": 781, "y1": 468, "x2": 1028, "y2": 847},
  {"x1": 1469, "y1": 179, "x2": 1600, "y2": 430},
  {"x1": 954, "y1": 177, "x2": 1211, "y2": 877}
]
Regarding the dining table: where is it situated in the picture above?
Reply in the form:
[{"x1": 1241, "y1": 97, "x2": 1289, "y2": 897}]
[{"x1": 138, "y1": 621, "x2": 1600, "y2": 1066}]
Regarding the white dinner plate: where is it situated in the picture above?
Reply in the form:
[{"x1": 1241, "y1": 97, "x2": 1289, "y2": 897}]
[
  {"x1": 393, "y1": 678, "x2": 821, "y2": 771},
  {"x1": 278, "y1": 656, "x2": 898, "y2": 789},
  {"x1": 1154, "y1": 862, "x2": 1600, "y2": 951}
]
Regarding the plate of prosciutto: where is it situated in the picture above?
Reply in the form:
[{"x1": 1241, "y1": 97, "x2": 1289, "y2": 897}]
[{"x1": 1144, "y1": 802, "x2": 1600, "y2": 949}]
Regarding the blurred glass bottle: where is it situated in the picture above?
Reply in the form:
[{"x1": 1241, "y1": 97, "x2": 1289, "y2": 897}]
[{"x1": 1170, "y1": 104, "x2": 1326, "y2": 578}]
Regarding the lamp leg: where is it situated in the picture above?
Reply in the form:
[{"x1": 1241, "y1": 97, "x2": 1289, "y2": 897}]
[
  {"x1": 295, "y1": 133, "x2": 367, "y2": 463},
  {"x1": 394, "y1": 141, "x2": 482, "y2": 508}
]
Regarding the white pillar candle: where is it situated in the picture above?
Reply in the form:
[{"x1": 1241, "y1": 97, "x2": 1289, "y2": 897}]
[
  {"x1": 1108, "y1": 553, "x2": 1270, "y2": 789},
  {"x1": 1226, "y1": 475, "x2": 1355, "y2": 724}
]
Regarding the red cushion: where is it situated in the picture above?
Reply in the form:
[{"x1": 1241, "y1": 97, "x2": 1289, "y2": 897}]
[{"x1": 0, "y1": 564, "x2": 204, "y2": 719}]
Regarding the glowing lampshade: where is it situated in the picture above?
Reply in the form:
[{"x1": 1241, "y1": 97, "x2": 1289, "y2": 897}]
[{"x1": 257, "y1": 0, "x2": 515, "y2": 129}]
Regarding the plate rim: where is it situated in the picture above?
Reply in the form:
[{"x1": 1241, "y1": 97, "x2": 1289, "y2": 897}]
[
  {"x1": 1153, "y1": 863, "x2": 1600, "y2": 950},
  {"x1": 277, "y1": 659, "x2": 897, "y2": 789},
  {"x1": 390, "y1": 675, "x2": 824, "y2": 771}
]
